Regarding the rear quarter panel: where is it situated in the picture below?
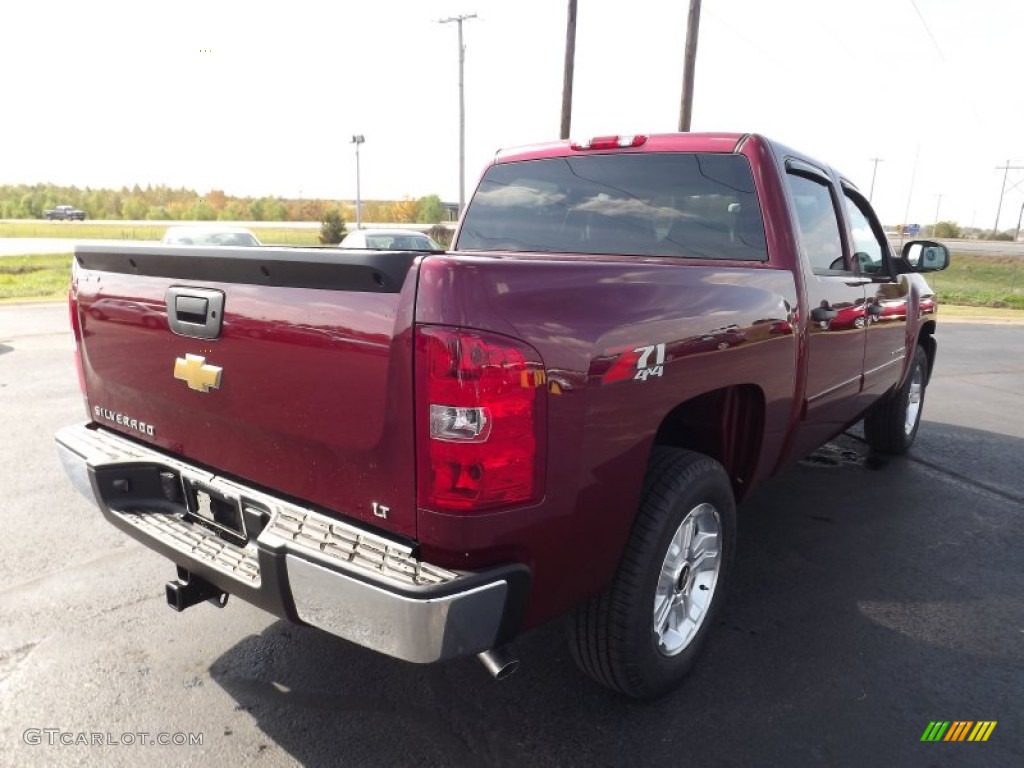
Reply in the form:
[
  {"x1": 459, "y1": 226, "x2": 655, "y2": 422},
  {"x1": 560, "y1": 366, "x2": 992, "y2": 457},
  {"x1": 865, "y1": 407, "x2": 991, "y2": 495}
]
[{"x1": 415, "y1": 253, "x2": 798, "y2": 625}]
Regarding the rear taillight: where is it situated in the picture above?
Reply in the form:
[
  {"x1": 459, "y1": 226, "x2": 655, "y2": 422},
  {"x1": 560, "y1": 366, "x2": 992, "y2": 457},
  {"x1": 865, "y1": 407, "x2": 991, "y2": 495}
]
[
  {"x1": 68, "y1": 288, "x2": 87, "y2": 398},
  {"x1": 415, "y1": 326, "x2": 546, "y2": 513}
]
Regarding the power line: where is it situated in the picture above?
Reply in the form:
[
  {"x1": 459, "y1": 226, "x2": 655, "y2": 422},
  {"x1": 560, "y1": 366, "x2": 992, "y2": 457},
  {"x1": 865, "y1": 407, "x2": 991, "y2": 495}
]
[
  {"x1": 868, "y1": 157, "x2": 883, "y2": 202},
  {"x1": 909, "y1": 0, "x2": 946, "y2": 62},
  {"x1": 702, "y1": 6, "x2": 778, "y2": 65},
  {"x1": 899, "y1": 146, "x2": 920, "y2": 251}
]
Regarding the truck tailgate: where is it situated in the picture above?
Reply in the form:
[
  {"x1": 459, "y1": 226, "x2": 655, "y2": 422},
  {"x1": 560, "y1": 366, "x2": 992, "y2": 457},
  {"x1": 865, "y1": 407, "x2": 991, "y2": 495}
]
[{"x1": 72, "y1": 244, "x2": 419, "y2": 538}]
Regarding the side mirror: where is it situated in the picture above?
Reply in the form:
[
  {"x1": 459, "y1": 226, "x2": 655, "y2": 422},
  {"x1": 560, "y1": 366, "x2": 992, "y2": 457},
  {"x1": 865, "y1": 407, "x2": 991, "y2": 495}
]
[{"x1": 900, "y1": 240, "x2": 950, "y2": 272}]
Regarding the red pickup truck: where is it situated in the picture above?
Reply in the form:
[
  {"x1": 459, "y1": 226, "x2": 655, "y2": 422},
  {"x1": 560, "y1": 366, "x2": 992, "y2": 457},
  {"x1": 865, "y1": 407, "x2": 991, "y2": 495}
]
[{"x1": 56, "y1": 132, "x2": 948, "y2": 698}]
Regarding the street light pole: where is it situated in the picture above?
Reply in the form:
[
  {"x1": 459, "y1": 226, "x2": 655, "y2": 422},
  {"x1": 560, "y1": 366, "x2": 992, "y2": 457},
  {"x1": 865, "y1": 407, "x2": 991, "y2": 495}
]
[
  {"x1": 439, "y1": 13, "x2": 477, "y2": 216},
  {"x1": 351, "y1": 135, "x2": 365, "y2": 229}
]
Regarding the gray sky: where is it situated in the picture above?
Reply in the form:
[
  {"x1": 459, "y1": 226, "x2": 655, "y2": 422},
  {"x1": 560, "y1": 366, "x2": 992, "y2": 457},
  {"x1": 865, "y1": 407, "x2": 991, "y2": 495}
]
[{"x1": 3, "y1": 0, "x2": 1021, "y2": 229}]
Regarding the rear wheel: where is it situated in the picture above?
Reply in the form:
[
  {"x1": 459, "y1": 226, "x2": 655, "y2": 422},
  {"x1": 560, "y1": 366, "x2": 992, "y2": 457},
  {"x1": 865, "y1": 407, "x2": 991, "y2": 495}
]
[
  {"x1": 568, "y1": 447, "x2": 736, "y2": 698},
  {"x1": 864, "y1": 345, "x2": 929, "y2": 454}
]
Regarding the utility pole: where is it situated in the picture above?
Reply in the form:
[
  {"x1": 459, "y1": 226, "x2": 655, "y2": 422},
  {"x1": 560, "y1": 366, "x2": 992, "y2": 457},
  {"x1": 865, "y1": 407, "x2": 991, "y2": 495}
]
[
  {"x1": 351, "y1": 135, "x2": 365, "y2": 229},
  {"x1": 993, "y1": 160, "x2": 1024, "y2": 235},
  {"x1": 678, "y1": 0, "x2": 702, "y2": 131},
  {"x1": 868, "y1": 157, "x2": 883, "y2": 202},
  {"x1": 1016, "y1": 200, "x2": 1024, "y2": 243},
  {"x1": 933, "y1": 193, "x2": 942, "y2": 236},
  {"x1": 560, "y1": 0, "x2": 578, "y2": 140},
  {"x1": 899, "y1": 146, "x2": 920, "y2": 250},
  {"x1": 439, "y1": 13, "x2": 477, "y2": 216}
]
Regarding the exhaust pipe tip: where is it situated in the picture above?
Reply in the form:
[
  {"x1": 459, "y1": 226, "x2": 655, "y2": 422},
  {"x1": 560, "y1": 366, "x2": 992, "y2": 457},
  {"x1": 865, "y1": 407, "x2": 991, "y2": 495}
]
[{"x1": 477, "y1": 649, "x2": 520, "y2": 681}]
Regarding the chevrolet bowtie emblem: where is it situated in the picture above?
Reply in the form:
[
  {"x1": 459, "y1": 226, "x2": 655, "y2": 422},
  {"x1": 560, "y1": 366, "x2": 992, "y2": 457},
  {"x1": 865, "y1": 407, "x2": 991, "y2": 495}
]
[{"x1": 173, "y1": 354, "x2": 222, "y2": 393}]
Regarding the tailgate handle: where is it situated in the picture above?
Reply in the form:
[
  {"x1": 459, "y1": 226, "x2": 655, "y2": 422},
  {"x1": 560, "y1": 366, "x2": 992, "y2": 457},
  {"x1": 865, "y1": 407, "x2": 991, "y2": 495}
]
[
  {"x1": 167, "y1": 287, "x2": 225, "y2": 340},
  {"x1": 175, "y1": 296, "x2": 208, "y2": 324}
]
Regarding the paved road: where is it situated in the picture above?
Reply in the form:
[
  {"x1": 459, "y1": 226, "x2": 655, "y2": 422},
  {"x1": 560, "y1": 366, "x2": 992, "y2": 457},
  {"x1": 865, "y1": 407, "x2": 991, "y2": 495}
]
[
  {"x1": 887, "y1": 237, "x2": 1024, "y2": 257},
  {"x1": 0, "y1": 222, "x2": 448, "y2": 257},
  {"x1": 3, "y1": 235, "x2": 1022, "y2": 258},
  {"x1": 0, "y1": 219, "x2": 321, "y2": 229},
  {"x1": 0, "y1": 238, "x2": 129, "y2": 256},
  {"x1": 0, "y1": 305, "x2": 1021, "y2": 767}
]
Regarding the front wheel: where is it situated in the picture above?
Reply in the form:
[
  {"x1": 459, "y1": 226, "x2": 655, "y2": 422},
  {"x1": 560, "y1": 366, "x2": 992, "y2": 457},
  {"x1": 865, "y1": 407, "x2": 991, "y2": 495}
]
[
  {"x1": 864, "y1": 345, "x2": 929, "y2": 454},
  {"x1": 567, "y1": 447, "x2": 736, "y2": 698}
]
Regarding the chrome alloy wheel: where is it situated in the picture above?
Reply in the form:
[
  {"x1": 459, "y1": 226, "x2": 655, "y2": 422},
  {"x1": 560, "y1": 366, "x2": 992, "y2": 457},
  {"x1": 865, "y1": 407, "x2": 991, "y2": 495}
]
[
  {"x1": 904, "y1": 364, "x2": 924, "y2": 436},
  {"x1": 652, "y1": 503, "x2": 722, "y2": 656}
]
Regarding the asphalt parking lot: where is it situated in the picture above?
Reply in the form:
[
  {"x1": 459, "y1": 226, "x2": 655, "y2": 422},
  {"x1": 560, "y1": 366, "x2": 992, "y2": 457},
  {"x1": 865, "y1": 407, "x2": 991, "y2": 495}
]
[{"x1": 0, "y1": 303, "x2": 1021, "y2": 767}]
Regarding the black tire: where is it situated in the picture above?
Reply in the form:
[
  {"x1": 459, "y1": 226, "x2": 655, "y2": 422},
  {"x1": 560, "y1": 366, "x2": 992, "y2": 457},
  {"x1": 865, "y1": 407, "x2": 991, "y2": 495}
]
[
  {"x1": 567, "y1": 447, "x2": 736, "y2": 699},
  {"x1": 864, "y1": 345, "x2": 929, "y2": 455}
]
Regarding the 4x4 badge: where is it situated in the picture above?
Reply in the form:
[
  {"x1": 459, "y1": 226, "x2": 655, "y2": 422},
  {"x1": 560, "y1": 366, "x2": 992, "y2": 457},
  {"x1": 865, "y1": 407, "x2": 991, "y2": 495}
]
[{"x1": 174, "y1": 354, "x2": 223, "y2": 393}]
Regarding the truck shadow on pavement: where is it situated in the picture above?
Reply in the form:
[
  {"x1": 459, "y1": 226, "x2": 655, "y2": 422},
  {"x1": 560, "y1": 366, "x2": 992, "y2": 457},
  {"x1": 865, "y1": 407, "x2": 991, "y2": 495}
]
[{"x1": 209, "y1": 427, "x2": 1023, "y2": 768}]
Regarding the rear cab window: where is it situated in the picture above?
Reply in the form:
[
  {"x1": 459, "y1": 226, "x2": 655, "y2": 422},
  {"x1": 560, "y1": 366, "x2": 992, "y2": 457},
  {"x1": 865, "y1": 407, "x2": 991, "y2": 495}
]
[
  {"x1": 783, "y1": 165, "x2": 848, "y2": 275},
  {"x1": 456, "y1": 153, "x2": 768, "y2": 261}
]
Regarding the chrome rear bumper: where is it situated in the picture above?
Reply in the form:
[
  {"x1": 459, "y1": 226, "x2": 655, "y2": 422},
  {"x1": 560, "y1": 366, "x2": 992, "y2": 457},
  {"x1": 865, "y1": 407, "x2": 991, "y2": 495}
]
[{"x1": 55, "y1": 423, "x2": 526, "y2": 664}]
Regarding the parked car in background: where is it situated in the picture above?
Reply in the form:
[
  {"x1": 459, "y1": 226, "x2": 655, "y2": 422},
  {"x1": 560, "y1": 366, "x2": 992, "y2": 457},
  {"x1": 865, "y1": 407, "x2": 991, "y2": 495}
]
[
  {"x1": 161, "y1": 227, "x2": 261, "y2": 246},
  {"x1": 86, "y1": 298, "x2": 163, "y2": 328},
  {"x1": 340, "y1": 228, "x2": 442, "y2": 251},
  {"x1": 44, "y1": 205, "x2": 87, "y2": 221}
]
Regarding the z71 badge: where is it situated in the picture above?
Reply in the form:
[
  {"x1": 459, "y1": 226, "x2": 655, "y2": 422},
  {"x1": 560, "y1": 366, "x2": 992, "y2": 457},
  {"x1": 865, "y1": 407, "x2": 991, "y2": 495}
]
[{"x1": 602, "y1": 343, "x2": 667, "y2": 384}]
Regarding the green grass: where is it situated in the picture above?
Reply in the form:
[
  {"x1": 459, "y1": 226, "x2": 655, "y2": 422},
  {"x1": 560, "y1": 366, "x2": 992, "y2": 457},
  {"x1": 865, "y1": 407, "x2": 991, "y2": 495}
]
[
  {"x1": 248, "y1": 227, "x2": 320, "y2": 246},
  {"x1": 0, "y1": 220, "x2": 323, "y2": 246},
  {"x1": 0, "y1": 222, "x2": 166, "y2": 240},
  {"x1": 932, "y1": 252, "x2": 1024, "y2": 310},
  {"x1": 0, "y1": 253, "x2": 72, "y2": 300}
]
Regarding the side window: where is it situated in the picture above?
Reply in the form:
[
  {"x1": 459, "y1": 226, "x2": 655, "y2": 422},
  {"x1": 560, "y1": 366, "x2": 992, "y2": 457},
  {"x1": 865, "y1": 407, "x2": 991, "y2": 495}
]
[
  {"x1": 843, "y1": 188, "x2": 890, "y2": 275},
  {"x1": 785, "y1": 172, "x2": 846, "y2": 273}
]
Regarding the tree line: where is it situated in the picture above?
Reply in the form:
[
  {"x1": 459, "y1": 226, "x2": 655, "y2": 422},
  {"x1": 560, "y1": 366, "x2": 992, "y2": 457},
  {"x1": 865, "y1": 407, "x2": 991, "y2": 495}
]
[{"x1": 0, "y1": 183, "x2": 450, "y2": 224}]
